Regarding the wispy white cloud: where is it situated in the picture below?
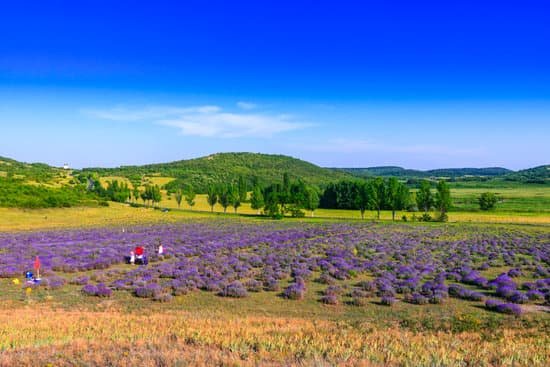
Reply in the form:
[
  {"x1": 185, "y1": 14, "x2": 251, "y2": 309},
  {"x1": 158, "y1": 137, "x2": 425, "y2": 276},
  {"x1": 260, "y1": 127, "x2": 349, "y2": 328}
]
[
  {"x1": 236, "y1": 101, "x2": 257, "y2": 110},
  {"x1": 83, "y1": 105, "x2": 310, "y2": 138},
  {"x1": 306, "y1": 138, "x2": 483, "y2": 156}
]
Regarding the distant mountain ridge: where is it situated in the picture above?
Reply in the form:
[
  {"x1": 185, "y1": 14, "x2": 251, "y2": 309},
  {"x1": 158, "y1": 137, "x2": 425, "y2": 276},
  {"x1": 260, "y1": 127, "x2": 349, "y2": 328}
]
[
  {"x1": 2, "y1": 153, "x2": 548, "y2": 188},
  {"x1": 334, "y1": 166, "x2": 513, "y2": 178}
]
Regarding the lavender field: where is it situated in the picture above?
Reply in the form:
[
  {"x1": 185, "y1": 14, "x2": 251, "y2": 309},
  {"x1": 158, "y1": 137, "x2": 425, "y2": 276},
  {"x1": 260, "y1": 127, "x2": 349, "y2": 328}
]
[{"x1": 1, "y1": 221, "x2": 549, "y2": 315}]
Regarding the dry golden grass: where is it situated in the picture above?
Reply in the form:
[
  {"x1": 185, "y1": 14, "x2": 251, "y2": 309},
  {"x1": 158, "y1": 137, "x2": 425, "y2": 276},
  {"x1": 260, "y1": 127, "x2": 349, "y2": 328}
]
[
  {"x1": 147, "y1": 176, "x2": 175, "y2": 186},
  {"x1": 161, "y1": 193, "x2": 550, "y2": 225},
  {"x1": 99, "y1": 176, "x2": 134, "y2": 189},
  {"x1": 0, "y1": 308, "x2": 547, "y2": 366},
  {"x1": 1, "y1": 201, "x2": 549, "y2": 233},
  {"x1": 0, "y1": 203, "x2": 210, "y2": 232}
]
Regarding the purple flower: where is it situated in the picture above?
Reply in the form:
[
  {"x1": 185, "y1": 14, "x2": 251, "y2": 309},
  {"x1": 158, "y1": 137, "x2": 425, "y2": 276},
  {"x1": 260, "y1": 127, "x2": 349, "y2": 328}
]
[
  {"x1": 485, "y1": 299, "x2": 501, "y2": 310},
  {"x1": 496, "y1": 303, "x2": 523, "y2": 316},
  {"x1": 526, "y1": 290, "x2": 544, "y2": 301},
  {"x1": 81, "y1": 284, "x2": 98, "y2": 296},
  {"x1": 218, "y1": 281, "x2": 248, "y2": 298},
  {"x1": 507, "y1": 291, "x2": 528, "y2": 304},
  {"x1": 380, "y1": 296, "x2": 396, "y2": 306},
  {"x1": 135, "y1": 283, "x2": 162, "y2": 298},
  {"x1": 282, "y1": 283, "x2": 306, "y2": 300},
  {"x1": 96, "y1": 283, "x2": 113, "y2": 297},
  {"x1": 320, "y1": 293, "x2": 339, "y2": 305}
]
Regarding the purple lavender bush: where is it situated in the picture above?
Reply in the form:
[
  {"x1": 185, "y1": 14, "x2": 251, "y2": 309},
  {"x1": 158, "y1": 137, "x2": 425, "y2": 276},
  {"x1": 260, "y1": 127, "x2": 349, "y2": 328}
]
[
  {"x1": 81, "y1": 284, "x2": 98, "y2": 296},
  {"x1": 282, "y1": 283, "x2": 306, "y2": 300},
  {"x1": 218, "y1": 281, "x2": 248, "y2": 298}
]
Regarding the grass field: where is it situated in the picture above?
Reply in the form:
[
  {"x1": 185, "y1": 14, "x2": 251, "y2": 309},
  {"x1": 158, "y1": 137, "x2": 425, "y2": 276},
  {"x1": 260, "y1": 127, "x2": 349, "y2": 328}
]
[
  {"x1": 1, "y1": 187, "x2": 548, "y2": 366},
  {"x1": 449, "y1": 184, "x2": 550, "y2": 212},
  {"x1": 0, "y1": 218, "x2": 549, "y2": 366},
  {"x1": 160, "y1": 192, "x2": 550, "y2": 225},
  {"x1": 1, "y1": 196, "x2": 548, "y2": 234}
]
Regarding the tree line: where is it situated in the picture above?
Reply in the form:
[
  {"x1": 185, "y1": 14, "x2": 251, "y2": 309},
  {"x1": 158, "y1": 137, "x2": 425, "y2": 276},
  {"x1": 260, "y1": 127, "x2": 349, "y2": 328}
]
[
  {"x1": 320, "y1": 178, "x2": 451, "y2": 221},
  {"x1": 199, "y1": 173, "x2": 319, "y2": 218}
]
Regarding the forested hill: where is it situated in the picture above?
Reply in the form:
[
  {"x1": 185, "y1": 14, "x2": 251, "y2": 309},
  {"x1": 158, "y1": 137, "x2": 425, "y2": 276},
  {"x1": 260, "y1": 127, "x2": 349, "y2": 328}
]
[
  {"x1": 0, "y1": 156, "x2": 63, "y2": 182},
  {"x1": 504, "y1": 165, "x2": 550, "y2": 183},
  {"x1": 83, "y1": 152, "x2": 351, "y2": 190},
  {"x1": 335, "y1": 166, "x2": 513, "y2": 179}
]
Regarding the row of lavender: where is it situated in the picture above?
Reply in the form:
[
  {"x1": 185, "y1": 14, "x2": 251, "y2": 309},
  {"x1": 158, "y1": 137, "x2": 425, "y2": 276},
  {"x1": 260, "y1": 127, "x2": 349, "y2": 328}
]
[{"x1": 1, "y1": 222, "x2": 549, "y2": 314}]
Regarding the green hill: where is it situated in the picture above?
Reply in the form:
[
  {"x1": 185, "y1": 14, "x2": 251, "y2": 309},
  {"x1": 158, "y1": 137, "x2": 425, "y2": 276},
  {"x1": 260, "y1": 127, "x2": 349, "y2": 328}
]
[
  {"x1": 0, "y1": 157, "x2": 94, "y2": 208},
  {"x1": 83, "y1": 152, "x2": 352, "y2": 192},
  {"x1": 334, "y1": 166, "x2": 512, "y2": 179},
  {"x1": 0, "y1": 156, "x2": 64, "y2": 183},
  {"x1": 505, "y1": 165, "x2": 550, "y2": 183},
  {"x1": 335, "y1": 166, "x2": 426, "y2": 178}
]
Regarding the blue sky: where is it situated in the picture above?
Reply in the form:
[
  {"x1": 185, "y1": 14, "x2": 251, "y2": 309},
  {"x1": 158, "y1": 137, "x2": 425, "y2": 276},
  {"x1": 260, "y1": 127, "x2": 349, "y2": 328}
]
[{"x1": 1, "y1": 1, "x2": 549, "y2": 170}]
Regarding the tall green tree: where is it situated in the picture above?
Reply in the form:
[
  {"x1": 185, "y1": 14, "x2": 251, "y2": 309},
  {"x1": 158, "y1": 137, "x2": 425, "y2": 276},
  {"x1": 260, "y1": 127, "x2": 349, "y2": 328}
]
[
  {"x1": 263, "y1": 183, "x2": 282, "y2": 218},
  {"x1": 206, "y1": 185, "x2": 218, "y2": 212},
  {"x1": 219, "y1": 185, "x2": 231, "y2": 213},
  {"x1": 174, "y1": 188, "x2": 183, "y2": 208},
  {"x1": 237, "y1": 175, "x2": 248, "y2": 202},
  {"x1": 151, "y1": 185, "x2": 162, "y2": 207},
  {"x1": 435, "y1": 179, "x2": 451, "y2": 216},
  {"x1": 140, "y1": 188, "x2": 148, "y2": 206},
  {"x1": 229, "y1": 184, "x2": 241, "y2": 213},
  {"x1": 132, "y1": 187, "x2": 140, "y2": 203},
  {"x1": 289, "y1": 179, "x2": 307, "y2": 207},
  {"x1": 185, "y1": 187, "x2": 196, "y2": 210},
  {"x1": 279, "y1": 172, "x2": 291, "y2": 214},
  {"x1": 304, "y1": 186, "x2": 320, "y2": 217},
  {"x1": 141, "y1": 185, "x2": 154, "y2": 207},
  {"x1": 250, "y1": 185, "x2": 264, "y2": 214},
  {"x1": 356, "y1": 181, "x2": 370, "y2": 220},
  {"x1": 335, "y1": 181, "x2": 360, "y2": 209},
  {"x1": 416, "y1": 180, "x2": 434, "y2": 213},
  {"x1": 370, "y1": 178, "x2": 386, "y2": 219},
  {"x1": 387, "y1": 178, "x2": 410, "y2": 221}
]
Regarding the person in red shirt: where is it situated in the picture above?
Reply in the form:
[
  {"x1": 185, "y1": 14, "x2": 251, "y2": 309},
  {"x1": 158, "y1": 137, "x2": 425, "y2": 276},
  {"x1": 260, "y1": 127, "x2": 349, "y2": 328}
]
[{"x1": 134, "y1": 246, "x2": 147, "y2": 265}]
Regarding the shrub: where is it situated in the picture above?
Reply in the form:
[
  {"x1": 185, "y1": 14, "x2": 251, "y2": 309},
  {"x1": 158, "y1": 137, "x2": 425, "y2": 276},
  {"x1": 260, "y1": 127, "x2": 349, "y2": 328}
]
[
  {"x1": 507, "y1": 268, "x2": 522, "y2": 278},
  {"x1": 96, "y1": 283, "x2": 113, "y2": 297},
  {"x1": 406, "y1": 293, "x2": 429, "y2": 305},
  {"x1": 526, "y1": 290, "x2": 544, "y2": 301},
  {"x1": 448, "y1": 284, "x2": 485, "y2": 301},
  {"x1": 320, "y1": 294, "x2": 339, "y2": 305},
  {"x1": 496, "y1": 303, "x2": 523, "y2": 316},
  {"x1": 135, "y1": 283, "x2": 162, "y2": 298},
  {"x1": 496, "y1": 285, "x2": 516, "y2": 298},
  {"x1": 380, "y1": 296, "x2": 396, "y2": 306},
  {"x1": 282, "y1": 283, "x2": 306, "y2": 300},
  {"x1": 263, "y1": 278, "x2": 280, "y2": 292},
  {"x1": 43, "y1": 276, "x2": 66, "y2": 290},
  {"x1": 70, "y1": 276, "x2": 90, "y2": 285},
  {"x1": 350, "y1": 297, "x2": 368, "y2": 306},
  {"x1": 479, "y1": 192, "x2": 498, "y2": 210},
  {"x1": 485, "y1": 299, "x2": 523, "y2": 316},
  {"x1": 81, "y1": 284, "x2": 98, "y2": 296},
  {"x1": 245, "y1": 279, "x2": 263, "y2": 292},
  {"x1": 153, "y1": 293, "x2": 173, "y2": 302},
  {"x1": 324, "y1": 285, "x2": 343, "y2": 296},
  {"x1": 507, "y1": 291, "x2": 528, "y2": 304},
  {"x1": 349, "y1": 288, "x2": 369, "y2": 299},
  {"x1": 316, "y1": 273, "x2": 336, "y2": 285},
  {"x1": 218, "y1": 281, "x2": 248, "y2": 298},
  {"x1": 485, "y1": 299, "x2": 501, "y2": 310},
  {"x1": 419, "y1": 213, "x2": 432, "y2": 222}
]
